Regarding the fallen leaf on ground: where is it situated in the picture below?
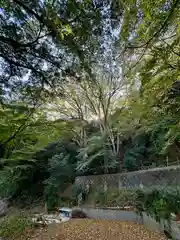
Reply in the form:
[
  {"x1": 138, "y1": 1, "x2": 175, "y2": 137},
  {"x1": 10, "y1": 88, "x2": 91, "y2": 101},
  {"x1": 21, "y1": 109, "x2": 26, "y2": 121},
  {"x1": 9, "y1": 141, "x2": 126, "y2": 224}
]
[{"x1": 30, "y1": 219, "x2": 166, "y2": 240}]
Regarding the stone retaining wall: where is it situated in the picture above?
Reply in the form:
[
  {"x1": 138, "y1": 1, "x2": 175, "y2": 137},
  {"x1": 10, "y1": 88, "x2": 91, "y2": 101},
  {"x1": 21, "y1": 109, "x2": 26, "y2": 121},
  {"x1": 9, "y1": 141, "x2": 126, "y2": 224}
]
[{"x1": 75, "y1": 165, "x2": 180, "y2": 190}]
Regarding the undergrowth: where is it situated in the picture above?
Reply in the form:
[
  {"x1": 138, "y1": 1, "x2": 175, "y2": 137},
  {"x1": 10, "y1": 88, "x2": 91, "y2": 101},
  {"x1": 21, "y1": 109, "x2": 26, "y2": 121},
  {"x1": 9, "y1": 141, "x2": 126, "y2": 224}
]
[
  {"x1": 135, "y1": 187, "x2": 180, "y2": 221},
  {"x1": 87, "y1": 188, "x2": 137, "y2": 207},
  {"x1": 0, "y1": 214, "x2": 35, "y2": 240}
]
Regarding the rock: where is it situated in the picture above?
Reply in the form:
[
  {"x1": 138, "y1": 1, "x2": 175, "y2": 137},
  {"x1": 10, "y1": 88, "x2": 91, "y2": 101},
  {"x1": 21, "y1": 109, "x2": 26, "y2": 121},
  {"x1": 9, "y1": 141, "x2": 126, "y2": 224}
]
[
  {"x1": 0, "y1": 200, "x2": 8, "y2": 217},
  {"x1": 71, "y1": 209, "x2": 86, "y2": 218},
  {"x1": 32, "y1": 214, "x2": 61, "y2": 225}
]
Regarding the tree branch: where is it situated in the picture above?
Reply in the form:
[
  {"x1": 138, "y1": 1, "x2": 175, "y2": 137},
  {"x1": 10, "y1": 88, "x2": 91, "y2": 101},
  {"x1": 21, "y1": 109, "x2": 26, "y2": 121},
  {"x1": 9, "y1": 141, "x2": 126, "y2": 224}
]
[
  {"x1": 0, "y1": 53, "x2": 53, "y2": 87},
  {"x1": 127, "y1": 0, "x2": 180, "y2": 49}
]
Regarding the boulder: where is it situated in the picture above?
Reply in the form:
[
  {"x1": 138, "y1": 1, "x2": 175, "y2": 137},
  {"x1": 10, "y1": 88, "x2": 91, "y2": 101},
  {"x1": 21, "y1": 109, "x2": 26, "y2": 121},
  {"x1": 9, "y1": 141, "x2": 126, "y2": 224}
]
[
  {"x1": 71, "y1": 209, "x2": 86, "y2": 218},
  {"x1": 0, "y1": 199, "x2": 8, "y2": 217}
]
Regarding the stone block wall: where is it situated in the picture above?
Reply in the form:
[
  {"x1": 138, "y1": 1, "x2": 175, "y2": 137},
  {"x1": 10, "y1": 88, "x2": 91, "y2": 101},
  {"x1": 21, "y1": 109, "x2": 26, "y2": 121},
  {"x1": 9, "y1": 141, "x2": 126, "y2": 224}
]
[{"x1": 75, "y1": 165, "x2": 180, "y2": 190}]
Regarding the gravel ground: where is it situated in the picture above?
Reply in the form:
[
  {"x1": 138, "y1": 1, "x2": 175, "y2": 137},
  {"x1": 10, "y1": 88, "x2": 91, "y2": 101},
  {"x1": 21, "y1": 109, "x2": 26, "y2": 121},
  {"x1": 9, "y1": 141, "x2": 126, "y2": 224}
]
[{"x1": 31, "y1": 219, "x2": 166, "y2": 240}]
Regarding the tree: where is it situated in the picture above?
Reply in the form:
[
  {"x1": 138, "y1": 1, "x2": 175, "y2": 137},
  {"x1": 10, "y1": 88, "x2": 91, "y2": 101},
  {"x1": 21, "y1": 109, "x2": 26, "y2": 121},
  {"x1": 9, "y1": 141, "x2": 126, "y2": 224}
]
[
  {"x1": 0, "y1": 0, "x2": 120, "y2": 101},
  {"x1": 76, "y1": 133, "x2": 119, "y2": 174},
  {"x1": 45, "y1": 66, "x2": 126, "y2": 170},
  {"x1": 0, "y1": 101, "x2": 78, "y2": 200},
  {"x1": 0, "y1": 102, "x2": 61, "y2": 162},
  {"x1": 0, "y1": 0, "x2": 180, "y2": 205},
  {"x1": 118, "y1": 0, "x2": 180, "y2": 71},
  {"x1": 0, "y1": 102, "x2": 34, "y2": 160}
]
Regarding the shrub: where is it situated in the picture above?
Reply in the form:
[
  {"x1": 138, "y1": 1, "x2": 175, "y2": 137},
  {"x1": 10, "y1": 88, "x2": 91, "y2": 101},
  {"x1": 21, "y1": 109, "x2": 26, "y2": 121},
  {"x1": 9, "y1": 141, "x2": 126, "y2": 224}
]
[
  {"x1": 59, "y1": 197, "x2": 77, "y2": 208},
  {"x1": 86, "y1": 188, "x2": 106, "y2": 206},
  {"x1": 0, "y1": 170, "x2": 18, "y2": 199},
  {"x1": 72, "y1": 183, "x2": 90, "y2": 205},
  {"x1": 44, "y1": 183, "x2": 60, "y2": 211},
  {"x1": 87, "y1": 188, "x2": 136, "y2": 207},
  {"x1": 44, "y1": 153, "x2": 75, "y2": 210},
  {"x1": 72, "y1": 183, "x2": 84, "y2": 202},
  {"x1": 116, "y1": 189, "x2": 137, "y2": 207},
  {"x1": 135, "y1": 187, "x2": 180, "y2": 222},
  {"x1": 0, "y1": 214, "x2": 35, "y2": 240}
]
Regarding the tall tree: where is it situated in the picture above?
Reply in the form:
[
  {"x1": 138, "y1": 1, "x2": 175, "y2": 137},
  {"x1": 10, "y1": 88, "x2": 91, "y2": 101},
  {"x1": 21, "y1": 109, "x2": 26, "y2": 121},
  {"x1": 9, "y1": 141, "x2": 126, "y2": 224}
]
[{"x1": 0, "y1": 0, "x2": 121, "y2": 101}]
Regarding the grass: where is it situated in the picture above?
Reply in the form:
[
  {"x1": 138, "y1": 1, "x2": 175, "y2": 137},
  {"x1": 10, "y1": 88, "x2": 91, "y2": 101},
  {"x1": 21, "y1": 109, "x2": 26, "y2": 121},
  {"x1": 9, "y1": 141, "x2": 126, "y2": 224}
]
[{"x1": 0, "y1": 214, "x2": 36, "y2": 240}]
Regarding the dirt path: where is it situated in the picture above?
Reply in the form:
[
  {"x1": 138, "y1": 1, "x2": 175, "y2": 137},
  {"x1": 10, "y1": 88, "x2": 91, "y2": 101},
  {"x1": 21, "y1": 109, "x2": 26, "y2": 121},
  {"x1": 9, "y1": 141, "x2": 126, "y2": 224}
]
[{"x1": 30, "y1": 219, "x2": 166, "y2": 240}]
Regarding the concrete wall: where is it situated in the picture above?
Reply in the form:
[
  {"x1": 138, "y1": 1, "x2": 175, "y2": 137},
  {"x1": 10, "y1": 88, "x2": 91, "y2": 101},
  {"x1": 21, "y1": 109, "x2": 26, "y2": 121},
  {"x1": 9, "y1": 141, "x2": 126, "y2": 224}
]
[
  {"x1": 82, "y1": 208, "x2": 142, "y2": 223},
  {"x1": 75, "y1": 165, "x2": 180, "y2": 190},
  {"x1": 142, "y1": 212, "x2": 180, "y2": 240}
]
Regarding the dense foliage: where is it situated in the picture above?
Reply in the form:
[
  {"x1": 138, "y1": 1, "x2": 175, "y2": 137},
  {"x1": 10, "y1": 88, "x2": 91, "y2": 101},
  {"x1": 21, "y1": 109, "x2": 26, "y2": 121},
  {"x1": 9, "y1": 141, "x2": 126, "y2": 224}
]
[
  {"x1": 0, "y1": 0, "x2": 179, "y2": 208},
  {"x1": 135, "y1": 187, "x2": 180, "y2": 222}
]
